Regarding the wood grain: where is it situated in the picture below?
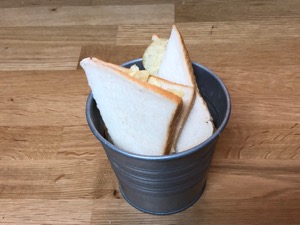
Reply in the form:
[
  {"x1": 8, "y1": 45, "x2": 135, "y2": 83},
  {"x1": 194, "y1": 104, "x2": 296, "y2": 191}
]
[
  {"x1": 117, "y1": 19, "x2": 300, "y2": 45},
  {"x1": 0, "y1": 70, "x2": 89, "y2": 126},
  {"x1": 78, "y1": 45, "x2": 146, "y2": 66},
  {"x1": 0, "y1": 44, "x2": 81, "y2": 70},
  {"x1": 0, "y1": 199, "x2": 93, "y2": 224},
  {"x1": 214, "y1": 123, "x2": 300, "y2": 160},
  {"x1": 0, "y1": 158, "x2": 118, "y2": 199},
  {"x1": 175, "y1": 0, "x2": 300, "y2": 22},
  {"x1": 0, "y1": 0, "x2": 91, "y2": 8},
  {"x1": 91, "y1": 199, "x2": 300, "y2": 225},
  {"x1": 0, "y1": 5, "x2": 174, "y2": 27},
  {"x1": 0, "y1": 1, "x2": 300, "y2": 224},
  {"x1": 92, "y1": 0, "x2": 181, "y2": 5},
  {"x1": 90, "y1": 160, "x2": 300, "y2": 225},
  {"x1": 0, "y1": 26, "x2": 117, "y2": 45}
]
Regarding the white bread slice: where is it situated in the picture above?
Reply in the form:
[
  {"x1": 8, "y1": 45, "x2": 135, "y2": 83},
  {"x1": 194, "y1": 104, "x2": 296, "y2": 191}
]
[
  {"x1": 80, "y1": 57, "x2": 182, "y2": 156},
  {"x1": 157, "y1": 26, "x2": 195, "y2": 87},
  {"x1": 176, "y1": 94, "x2": 214, "y2": 151},
  {"x1": 157, "y1": 25, "x2": 214, "y2": 152},
  {"x1": 147, "y1": 76, "x2": 194, "y2": 151},
  {"x1": 89, "y1": 61, "x2": 195, "y2": 152}
]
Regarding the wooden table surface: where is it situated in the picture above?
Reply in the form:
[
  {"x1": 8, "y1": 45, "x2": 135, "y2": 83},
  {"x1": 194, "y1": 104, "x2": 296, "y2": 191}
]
[{"x1": 0, "y1": 0, "x2": 300, "y2": 224}]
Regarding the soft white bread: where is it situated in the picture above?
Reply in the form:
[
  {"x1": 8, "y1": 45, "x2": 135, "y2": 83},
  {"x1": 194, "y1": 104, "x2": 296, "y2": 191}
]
[
  {"x1": 156, "y1": 25, "x2": 214, "y2": 152},
  {"x1": 81, "y1": 57, "x2": 182, "y2": 156},
  {"x1": 176, "y1": 94, "x2": 214, "y2": 151},
  {"x1": 93, "y1": 61, "x2": 194, "y2": 151},
  {"x1": 157, "y1": 25, "x2": 195, "y2": 87},
  {"x1": 147, "y1": 76, "x2": 195, "y2": 151}
]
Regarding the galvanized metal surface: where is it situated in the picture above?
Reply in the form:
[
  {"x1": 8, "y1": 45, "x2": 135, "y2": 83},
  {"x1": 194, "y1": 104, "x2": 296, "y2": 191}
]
[{"x1": 86, "y1": 59, "x2": 231, "y2": 215}]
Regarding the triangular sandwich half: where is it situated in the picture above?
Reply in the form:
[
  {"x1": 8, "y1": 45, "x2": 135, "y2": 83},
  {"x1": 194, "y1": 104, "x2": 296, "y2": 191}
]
[
  {"x1": 147, "y1": 76, "x2": 194, "y2": 151},
  {"x1": 94, "y1": 61, "x2": 195, "y2": 152},
  {"x1": 81, "y1": 57, "x2": 182, "y2": 156},
  {"x1": 157, "y1": 25, "x2": 214, "y2": 152}
]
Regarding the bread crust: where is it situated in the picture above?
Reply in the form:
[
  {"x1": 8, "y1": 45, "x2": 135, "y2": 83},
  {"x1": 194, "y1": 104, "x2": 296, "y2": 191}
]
[
  {"x1": 152, "y1": 25, "x2": 214, "y2": 152},
  {"x1": 90, "y1": 57, "x2": 182, "y2": 107},
  {"x1": 169, "y1": 25, "x2": 214, "y2": 152},
  {"x1": 171, "y1": 24, "x2": 196, "y2": 87},
  {"x1": 147, "y1": 75, "x2": 196, "y2": 149},
  {"x1": 163, "y1": 98, "x2": 182, "y2": 155}
]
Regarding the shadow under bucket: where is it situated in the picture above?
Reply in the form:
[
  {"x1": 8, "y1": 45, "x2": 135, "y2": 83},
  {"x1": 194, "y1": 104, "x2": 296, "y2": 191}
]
[{"x1": 86, "y1": 59, "x2": 231, "y2": 215}]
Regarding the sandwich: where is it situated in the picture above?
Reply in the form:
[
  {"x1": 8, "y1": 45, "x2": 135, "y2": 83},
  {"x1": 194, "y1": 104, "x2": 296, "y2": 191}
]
[
  {"x1": 84, "y1": 59, "x2": 195, "y2": 153},
  {"x1": 80, "y1": 57, "x2": 182, "y2": 156},
  {"x1": 81, "y1": 25, "x2": 214, "y2": 156},
  {"x1": 143, "y1": 25, "x2": 214, "y2": 152}
]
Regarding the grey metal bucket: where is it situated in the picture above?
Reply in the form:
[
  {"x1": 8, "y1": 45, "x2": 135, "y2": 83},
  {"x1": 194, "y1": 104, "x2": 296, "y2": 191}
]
[{"x1": 86, "y1": 59, "x2": 231, "y2": 215}]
